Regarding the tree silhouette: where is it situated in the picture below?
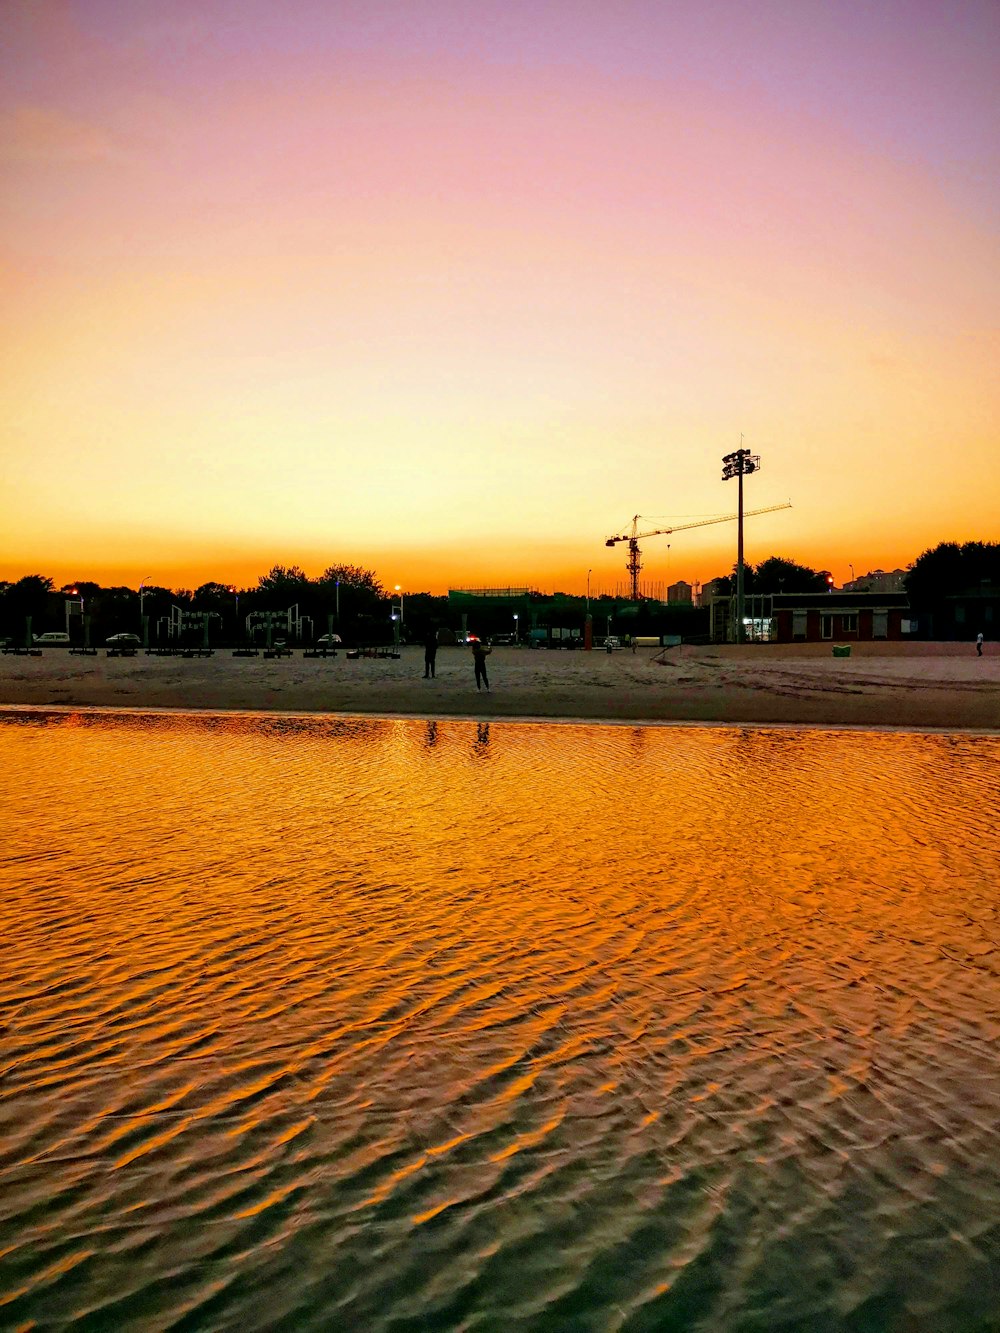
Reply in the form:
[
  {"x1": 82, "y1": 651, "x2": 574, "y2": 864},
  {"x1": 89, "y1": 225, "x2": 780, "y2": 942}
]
[
  {"x1": 906, "y1": 542, "x2": 1000, "y2": 622},
  {"x1": 256, "y1": 565, "x2": 311, "y2": 599},
  {"x1": 752, "y1": 556, "x2": 829, "y2": 594}
]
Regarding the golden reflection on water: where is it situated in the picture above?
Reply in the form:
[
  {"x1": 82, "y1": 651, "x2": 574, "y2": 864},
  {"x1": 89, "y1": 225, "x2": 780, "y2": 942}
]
[{"x1": 1, "y1": 710, "x2": 999, "y2": 1331}]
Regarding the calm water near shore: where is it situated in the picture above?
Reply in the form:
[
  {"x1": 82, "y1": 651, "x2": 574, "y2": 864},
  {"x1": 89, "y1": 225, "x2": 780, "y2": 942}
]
[{"x1": 2, "y1": 708, "x2": 998, "y2": 1331}]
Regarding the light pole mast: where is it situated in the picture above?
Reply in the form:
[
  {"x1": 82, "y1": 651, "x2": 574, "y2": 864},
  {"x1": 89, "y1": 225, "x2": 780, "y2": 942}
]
[{"x1": 722, "y1": 443, "x2": 760, "y2": 643}]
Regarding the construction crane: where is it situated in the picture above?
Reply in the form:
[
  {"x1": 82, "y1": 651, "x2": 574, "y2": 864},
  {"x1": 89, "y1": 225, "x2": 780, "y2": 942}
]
[{"x1": 605, "y1": 502, "x2": 792, "y2": 600}]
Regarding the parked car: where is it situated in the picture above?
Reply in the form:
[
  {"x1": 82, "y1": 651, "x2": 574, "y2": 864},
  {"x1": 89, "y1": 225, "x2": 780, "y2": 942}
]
[
  {"x1": 33, "y1": 631, "x2": 71, "y2": 644},
  {"x1": 316, "y1": 633, "x2": 343, "y2": 646},
  {"x1": 106, "y1": 632, "x2": 141, "y2": 646}
]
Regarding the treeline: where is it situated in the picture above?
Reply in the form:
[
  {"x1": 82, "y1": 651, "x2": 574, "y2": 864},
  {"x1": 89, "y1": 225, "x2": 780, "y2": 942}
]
[
  {"x1": 2, "y1": 542, "x2": 997, "y2": 644},
  {"x1": 0, "y1": 564, "x2": 449, "y2": 646}
]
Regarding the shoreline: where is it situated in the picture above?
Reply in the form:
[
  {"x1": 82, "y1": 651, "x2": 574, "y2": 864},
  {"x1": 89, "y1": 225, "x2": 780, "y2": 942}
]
[
  {"x1": 3, "y1": 700, "x2": 999, "y2": 738},
  {"x1": 1, "y1": 643, "x2": 997, "y2": 731}
]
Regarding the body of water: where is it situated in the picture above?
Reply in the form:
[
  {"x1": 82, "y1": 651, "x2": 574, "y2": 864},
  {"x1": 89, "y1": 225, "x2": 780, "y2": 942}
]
[{"x1": 1, "y1": 709, "x2": 998, "y2": 1331}]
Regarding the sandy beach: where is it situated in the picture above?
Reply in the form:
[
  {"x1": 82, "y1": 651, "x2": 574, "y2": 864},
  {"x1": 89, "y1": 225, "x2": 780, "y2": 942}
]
[{"x1": 0, "y1": 641, "x2": 996, "y2": 729}]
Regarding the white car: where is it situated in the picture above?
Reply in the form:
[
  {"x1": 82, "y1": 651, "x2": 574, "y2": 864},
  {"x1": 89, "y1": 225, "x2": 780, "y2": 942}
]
[
  {"x1": 33, "y1": 631, "x2": 71, "y2": 644},
  {"x1": 106, "y1": 633, "x2": 142, "y2": 646}
]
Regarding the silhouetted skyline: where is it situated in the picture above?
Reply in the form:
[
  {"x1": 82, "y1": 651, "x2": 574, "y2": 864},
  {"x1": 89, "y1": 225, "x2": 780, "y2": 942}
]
[{"x1": 2, "y1": 1, "x2": 997, "y2": 594}]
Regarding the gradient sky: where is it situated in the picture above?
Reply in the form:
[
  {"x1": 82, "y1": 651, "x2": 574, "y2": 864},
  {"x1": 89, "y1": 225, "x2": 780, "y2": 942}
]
[{"x1": 2, "y1": 0, "x2": 997, "y2": 594}]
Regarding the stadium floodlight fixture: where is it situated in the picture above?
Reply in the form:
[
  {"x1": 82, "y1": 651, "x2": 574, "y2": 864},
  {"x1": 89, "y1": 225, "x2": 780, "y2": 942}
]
[
  {"x1": 721, "y1": 447, "x2": 760, "y2": 481},
  {"x1": 721, "y1": 445, "x2": 762, "y2": 643}
]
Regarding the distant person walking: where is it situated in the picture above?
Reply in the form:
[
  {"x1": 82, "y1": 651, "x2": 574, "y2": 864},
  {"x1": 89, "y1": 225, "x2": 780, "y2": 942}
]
[
  {"x1": 423, "y1": 627, "x2": 438, "y2": 678},
  {"x1": 470, "y1": 637, "x2": 491, "y2": 692},
  {"x1": 976, "y1": 632, "x2": 984, "y2": 657}
]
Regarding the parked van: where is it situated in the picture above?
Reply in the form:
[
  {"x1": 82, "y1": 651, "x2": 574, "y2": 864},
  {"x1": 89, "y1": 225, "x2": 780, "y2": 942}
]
[{"x1": 33, "y1": 632, "x2": 71, "y2": 645}]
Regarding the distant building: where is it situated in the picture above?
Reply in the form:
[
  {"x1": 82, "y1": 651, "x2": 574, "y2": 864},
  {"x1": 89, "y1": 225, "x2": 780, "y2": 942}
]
[
  {"x1": 666, "y1": 580, "x2": 693, "y2": 604},
  {"x1": 844, "y1": 568, "x2": 907, "y2": 593},
  {"x1": 700, "y1": 578, "x2": 730, "y2": 600}
]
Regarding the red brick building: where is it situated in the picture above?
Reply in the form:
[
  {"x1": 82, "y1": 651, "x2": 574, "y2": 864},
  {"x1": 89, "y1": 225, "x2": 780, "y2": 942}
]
[{"x1": 771, "y1": 592, "x2": 911, "y2": 643}]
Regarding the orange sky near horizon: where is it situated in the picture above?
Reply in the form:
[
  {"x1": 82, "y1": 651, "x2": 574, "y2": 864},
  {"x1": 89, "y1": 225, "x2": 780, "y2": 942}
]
[{"x1": 2, "y1": 1, "x2": 997, "y2": 596}]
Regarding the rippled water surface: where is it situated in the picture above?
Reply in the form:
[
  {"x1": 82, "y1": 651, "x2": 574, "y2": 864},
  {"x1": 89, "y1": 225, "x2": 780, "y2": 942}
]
[{"x1": 2, "y1": 709, "x2": 999, "y2": 1332}]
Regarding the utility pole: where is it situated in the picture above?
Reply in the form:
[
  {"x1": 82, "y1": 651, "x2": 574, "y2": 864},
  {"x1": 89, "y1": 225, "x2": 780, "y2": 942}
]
[{"x1": 721, "y1": 443, "x2": 760, "y2": 643}]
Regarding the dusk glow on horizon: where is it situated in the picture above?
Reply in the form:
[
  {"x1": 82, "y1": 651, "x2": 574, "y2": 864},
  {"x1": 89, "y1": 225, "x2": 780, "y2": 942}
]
[{"x1": 2, "y1": 0, "x2": 997, "y2": 594}]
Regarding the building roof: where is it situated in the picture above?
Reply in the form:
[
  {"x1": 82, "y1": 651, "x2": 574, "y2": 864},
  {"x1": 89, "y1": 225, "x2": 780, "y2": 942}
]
[{"x1": 771, "y1": 591, "x2": 909, "y2": 609}]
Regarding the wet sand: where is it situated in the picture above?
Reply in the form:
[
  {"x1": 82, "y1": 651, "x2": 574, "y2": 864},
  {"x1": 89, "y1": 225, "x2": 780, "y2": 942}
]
[{"x1": 1, "y1": 642, "x2": 997, "y2": 729}]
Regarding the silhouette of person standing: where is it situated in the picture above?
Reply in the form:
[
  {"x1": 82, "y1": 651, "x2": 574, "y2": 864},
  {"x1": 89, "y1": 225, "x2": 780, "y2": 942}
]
[
  {"x1": 470, "y1": 637, "x2": 491, "y2": 691},
  {"x1": 976, "y1": 632, "x2": 984, "y2": 657},
  {"x1": 423, "y1": 626, "x2": 438, "y2": 678}
]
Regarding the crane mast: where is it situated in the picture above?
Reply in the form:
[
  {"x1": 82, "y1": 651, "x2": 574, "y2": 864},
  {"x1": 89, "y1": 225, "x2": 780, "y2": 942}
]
[{"x1": 605, "y1": 502, "x2": 792, "y2": 600}]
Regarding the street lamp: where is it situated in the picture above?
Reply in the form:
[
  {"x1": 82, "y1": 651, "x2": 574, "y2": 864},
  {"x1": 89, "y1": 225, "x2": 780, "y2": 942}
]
[
  {"x1": 721, "y1": 443, "x2": 760, "y2": 643},
  {"x1": 66, "y1": 587, "x2": 82, "y2": 636},
  {"x1": 587, "y1": 568, "x2": 591, "y2": 614},
  {"x1": 395, "y1": 584, "x2": 404, "y2": 628},
  {"x1": 228, "y1": 585, "x2": 240, "y2": 641},
  {"x1": 139, "y1": 575, "x2": 152, "y2": 623},
  {"x1": 513, "y1": 612, "x2": 519, "y2": 643}
]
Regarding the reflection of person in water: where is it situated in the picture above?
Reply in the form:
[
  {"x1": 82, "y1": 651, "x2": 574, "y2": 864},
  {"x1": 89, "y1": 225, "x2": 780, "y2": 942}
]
[
  {"x1": 423, "y1": 626, "x2": 438, "y2": 678},
  {"x1": 470, "y1": 637, "x2": 491, "y2": 691}
]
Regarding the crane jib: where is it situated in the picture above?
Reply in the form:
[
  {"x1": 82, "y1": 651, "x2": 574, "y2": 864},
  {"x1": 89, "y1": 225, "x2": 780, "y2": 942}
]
[{"x1": 604, "y1": 502, "x2": 792, "y2": 597}]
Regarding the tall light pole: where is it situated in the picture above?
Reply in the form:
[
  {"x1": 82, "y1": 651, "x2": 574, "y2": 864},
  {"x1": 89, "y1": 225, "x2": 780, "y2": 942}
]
[
  {"x1": 66, "y1": 587, "x2": 82, "y2": 636},
  {"x1": 722, "y1": 443, "x2": 760, "y2": 643},
  {"x1": 587, "y1": 568, "x2": 591, "y2": 614},
  {"x1": 395, "y1": 584, "x2": 404, "y2": 628}
]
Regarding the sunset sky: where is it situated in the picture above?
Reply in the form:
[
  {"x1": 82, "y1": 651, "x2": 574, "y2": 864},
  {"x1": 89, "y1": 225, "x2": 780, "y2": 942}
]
[{"x1": 2, "y1": 0, "x2": 997, "y2": 595}]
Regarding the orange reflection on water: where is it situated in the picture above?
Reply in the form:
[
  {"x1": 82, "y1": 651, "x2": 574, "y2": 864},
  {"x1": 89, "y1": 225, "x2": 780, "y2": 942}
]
[{"x1": 1, "y1": 712, "x2": 998, "y2": 1329}]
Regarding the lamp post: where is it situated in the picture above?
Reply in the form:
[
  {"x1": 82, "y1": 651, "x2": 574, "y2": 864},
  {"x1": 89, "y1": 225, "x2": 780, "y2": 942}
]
[
  {"x1": 139, "y1": 576, "x2": 152, "y2": 624},
  {"x1": 848, "y1": 563, "x2": 855, "y2": 587},
  {"x1": 66, "y1": 588, "x2": 81, "y2": 636},
  {"x1": 513, "y1": 612, "x2": 519, "y2": 644},
  {"x1": 722, "y1": 443, "x2": 760, "y2": 643},
  {"x1": 228, "y1": 585, "x2": 240, "y2": 641},
  {"x1": 587, "y1": 568, "x2": 591, "y2": 614}
]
